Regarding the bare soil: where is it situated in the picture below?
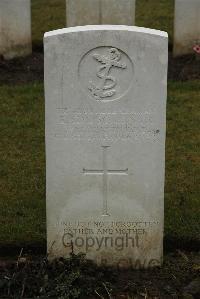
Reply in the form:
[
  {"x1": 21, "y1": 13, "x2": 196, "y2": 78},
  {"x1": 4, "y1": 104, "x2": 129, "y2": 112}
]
[
  {"x1": 0, "y1": 51, "x2": 200, "y2": 85},
  {"x1": 0, "y1": 251, "x2": 200, "y2": 299},
  {"x1": 0, "y1": 52, "x2": 44, "y2": 85}
]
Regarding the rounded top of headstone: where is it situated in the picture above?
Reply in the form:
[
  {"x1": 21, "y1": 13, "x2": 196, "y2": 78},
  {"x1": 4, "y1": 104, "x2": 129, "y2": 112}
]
[{"x1": 44, "y1": 25, "x2": 168, "y2": 39}]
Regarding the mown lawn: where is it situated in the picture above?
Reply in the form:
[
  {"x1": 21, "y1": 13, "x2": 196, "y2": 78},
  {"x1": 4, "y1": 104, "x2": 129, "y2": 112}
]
[
  {"x1": 165, "y1": 81, "x2": 200, "y2": 243},
  {"x1": 32, "y1": 0, "x2": 174, "y2": 47},
  {"x1": 136, "y1": 0, "x2": 174, "y2": 45},
  {"x1": 0, "y1": 83, "x2": 45, "y2": 246},
  {"x1": 0, "y1": 81, "x2": 199, "y2": 247},
  {"x1": 32, "y1": 0, "x2": 66, "y2": 48}
]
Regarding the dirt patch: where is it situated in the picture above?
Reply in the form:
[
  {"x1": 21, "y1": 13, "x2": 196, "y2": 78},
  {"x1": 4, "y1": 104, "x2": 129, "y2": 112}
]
[
  {"x1": 168, "y1": 53, "x2": 200, "y2": 81},
  {"x1": 0, "y1": 51, "x2": 199, "y2": 85},
  {"x1": 0, "y1": 52, "x2": 43, "y2": 85},
  {"x1": 0, "y1": 251, "x2": 200, "y2": 298}
]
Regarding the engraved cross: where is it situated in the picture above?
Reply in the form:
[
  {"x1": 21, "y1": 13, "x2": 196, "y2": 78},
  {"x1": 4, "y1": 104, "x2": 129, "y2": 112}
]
[{"x1": 83, "y1": 146, "x2": 128, "y2": 216}]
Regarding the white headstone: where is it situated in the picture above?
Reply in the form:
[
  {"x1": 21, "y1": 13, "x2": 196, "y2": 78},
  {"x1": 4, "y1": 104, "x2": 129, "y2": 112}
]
[
  {"x1": 174, "y1": 0, "x2": 200, "y2": 56},
  {"x1": 44, "y1": 25, "x2": 168, "y2": 268},
  {"x1": 0, "y1": 0, "x2": 32, "y2": 60},
  {"x1": 66, "y1": 0, "x2": 135, "y2": 27}
]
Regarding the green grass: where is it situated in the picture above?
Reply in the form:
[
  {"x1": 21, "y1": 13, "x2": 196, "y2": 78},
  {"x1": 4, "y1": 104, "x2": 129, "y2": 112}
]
[
  {"x1": 0, "y1": 81, "x2": 199, "y2": 247},
  {"x1": 136, "y1": 0, "x2": 174, "y2": 45},
  {"x1": 0, "y1": 83, "x2": 45, "y2": 245},
  {"x1": 31, "y1": 0, "x2": 174, "y2": 47},
  {"x1": 32, "y1": 0, "x2": 66, "y2": 48},
  {"x1": 165, "y1": 81, "x2": 200, "y2": 242}
]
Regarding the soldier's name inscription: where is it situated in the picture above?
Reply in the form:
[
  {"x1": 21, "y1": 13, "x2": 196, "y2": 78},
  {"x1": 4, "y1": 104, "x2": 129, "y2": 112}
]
[{"x1": 54, "y1": 110, "x2": 160, "y2": 141}]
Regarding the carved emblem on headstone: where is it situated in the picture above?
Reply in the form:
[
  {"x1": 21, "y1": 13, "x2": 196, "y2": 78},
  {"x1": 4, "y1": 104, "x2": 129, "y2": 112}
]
[
  {"x1": 79, "y1": 46, "x2": 134, "y2": 102},
  {"x1": 88, "y1": 48, "x2": 127, "y2": 101}
]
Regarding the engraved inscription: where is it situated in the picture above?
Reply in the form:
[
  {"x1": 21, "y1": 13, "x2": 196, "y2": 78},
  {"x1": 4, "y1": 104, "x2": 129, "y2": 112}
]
[
  {"x1": 55, "y1": 220, "x2": 160, "y2": 268},
  {"x1": 54, "y1": 110, "x2": 161, "y2": 142},
  {"x1": 88, "y1": 48, "x2": 127, "y2": 101},
  {"x1": 79, "y1": 46, "x2": 134, "y2": 102},
  {"x1": 83, "y1": 146, "x2": 128, "y2": 216}
]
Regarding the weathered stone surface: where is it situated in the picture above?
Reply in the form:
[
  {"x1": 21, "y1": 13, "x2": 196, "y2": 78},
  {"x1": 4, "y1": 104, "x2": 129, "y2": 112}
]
[
  {"x1": 0, "y1": 0, "x2": 32, "y2": 60},
  {"x1": 44, "y1": 25, "x2": 168, "y2": 268},
  {"x1": 174, "y1": 0, "x2": 200, "y2": 56},
  {"x1": 66, "y1": 0, "x2": 135, "y2": 26}
]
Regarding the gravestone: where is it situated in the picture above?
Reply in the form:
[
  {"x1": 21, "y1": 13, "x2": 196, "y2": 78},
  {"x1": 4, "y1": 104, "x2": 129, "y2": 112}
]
[
  {"x1": 0, "y1": 0, "x2": 32, "y2": 60},
  {"x1": 44, "y1": 25, "x2": 168, "y2": 268},
  {"x1": 66, "y1": 0, "x2": 135, "y2": 27},
  {"x1": 174, "y1": 0, "x2": 200, "y2": 56}
]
